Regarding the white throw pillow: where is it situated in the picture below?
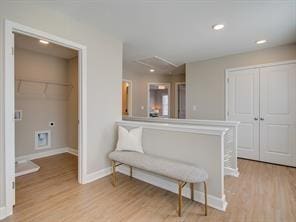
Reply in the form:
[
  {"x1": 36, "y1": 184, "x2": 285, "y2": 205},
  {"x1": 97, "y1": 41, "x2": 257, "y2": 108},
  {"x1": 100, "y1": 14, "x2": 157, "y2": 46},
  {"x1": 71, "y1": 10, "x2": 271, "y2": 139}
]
[{"x1": 116, "y1": 126, "x2": 144, "y2": 153}]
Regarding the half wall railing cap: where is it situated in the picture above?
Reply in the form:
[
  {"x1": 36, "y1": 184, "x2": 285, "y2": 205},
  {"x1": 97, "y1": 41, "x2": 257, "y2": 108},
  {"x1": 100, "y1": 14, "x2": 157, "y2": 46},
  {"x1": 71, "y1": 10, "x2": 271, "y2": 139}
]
[
  {"x1": 122, "y1": 116, "x2": 240, "y2": 127},
  {"x1": 116, "y1": 120, "x2": 229, "y2": 136}
]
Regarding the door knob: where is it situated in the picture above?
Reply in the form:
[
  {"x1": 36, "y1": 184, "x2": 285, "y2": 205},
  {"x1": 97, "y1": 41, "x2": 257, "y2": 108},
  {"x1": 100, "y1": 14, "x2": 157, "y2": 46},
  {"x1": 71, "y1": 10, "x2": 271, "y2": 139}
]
[
  {"x1": 260, "y1": 117, "x2": 264, "y2": 121},
  {"x1": 254, "y1": 117, "x2": 258, "y2": 121}
]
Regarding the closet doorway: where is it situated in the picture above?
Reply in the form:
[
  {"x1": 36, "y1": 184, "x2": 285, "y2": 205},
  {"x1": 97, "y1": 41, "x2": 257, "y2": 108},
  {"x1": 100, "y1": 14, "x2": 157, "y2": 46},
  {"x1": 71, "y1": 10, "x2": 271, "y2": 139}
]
[
  {"x1": 14, "y1": 32, "x2": 80, "y2": 175},
  {"x1": 4, "y1": 20, "x2": 87, "y2": 214},
  {"x1": 226, "y1": 61, "x2": 296, "y2": 167}
]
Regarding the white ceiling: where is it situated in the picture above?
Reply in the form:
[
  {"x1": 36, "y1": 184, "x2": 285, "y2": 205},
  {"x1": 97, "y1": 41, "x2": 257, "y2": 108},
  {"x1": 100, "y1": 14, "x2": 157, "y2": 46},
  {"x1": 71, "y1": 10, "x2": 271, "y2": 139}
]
[
  {"x1": 15, "y1": 33, "x2": 77, "y2": 59},
  {"x1": 47, "y1": 0, "x2": 296, "y2": 74}
]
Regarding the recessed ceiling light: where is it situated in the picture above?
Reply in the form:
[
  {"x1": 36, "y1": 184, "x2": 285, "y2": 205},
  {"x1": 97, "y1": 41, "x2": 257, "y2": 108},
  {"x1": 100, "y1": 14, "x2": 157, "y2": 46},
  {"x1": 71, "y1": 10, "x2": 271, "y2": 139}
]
[
  {"x1": 212, "y1": 24, "x2": 224, "y2": 30},
  {"x1": 256, "y1": 39, "x2": 267, "y2": 45},
  {"x1": 150, "y1": 69, "x2": 155, "y2": 73},
  {"x1": 39, "y1": 39, "x2": 49, "y2": 45}
]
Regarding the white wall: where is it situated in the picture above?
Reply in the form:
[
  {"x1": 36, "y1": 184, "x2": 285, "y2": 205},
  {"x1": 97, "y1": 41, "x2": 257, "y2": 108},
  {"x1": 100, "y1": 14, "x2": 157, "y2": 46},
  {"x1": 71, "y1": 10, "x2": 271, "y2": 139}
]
[
  {"x1": 0, "y1": 2, "x2": 122, "y2": 208},
  {"x1": 186, "y1": 44, "x2": 296, "y2": 120}
]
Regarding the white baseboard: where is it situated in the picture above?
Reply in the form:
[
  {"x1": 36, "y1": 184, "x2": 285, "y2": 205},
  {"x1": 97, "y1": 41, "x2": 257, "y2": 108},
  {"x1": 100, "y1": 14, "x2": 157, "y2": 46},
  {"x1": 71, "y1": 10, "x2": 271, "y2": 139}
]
[
  {"x1": 224, "y1": 167, "x2": 240, "y2": 177},
  {"x1": 67, "y1": 147, "x2": 78, "y2": 156},
  {"x1": 84, "y1": 167, "x2": 112, "y2": 183},
  {"x1": 117, "y1": 165, "x2": 228, "y2": 211},
  {"x1": 15, "y1": 147, "x2": 78, "y2": 162},
  {"x1": 0, "y1": 205, "x2": 12, "y2": 220}
]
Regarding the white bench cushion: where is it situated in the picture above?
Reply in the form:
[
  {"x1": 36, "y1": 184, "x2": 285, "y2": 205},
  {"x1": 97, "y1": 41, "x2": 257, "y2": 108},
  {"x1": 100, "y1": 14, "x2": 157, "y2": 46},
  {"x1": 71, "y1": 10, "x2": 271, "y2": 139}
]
[{"x1": 109, "y1": 151, "x2": 208, "y2": 183}]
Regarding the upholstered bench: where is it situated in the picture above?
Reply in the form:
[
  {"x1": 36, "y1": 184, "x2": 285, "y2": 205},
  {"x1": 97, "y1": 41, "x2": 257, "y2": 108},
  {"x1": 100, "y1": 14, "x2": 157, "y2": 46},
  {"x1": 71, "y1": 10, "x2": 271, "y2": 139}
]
[{"x1": 109, "y1": 151, "x2": 208, "y2": 217}]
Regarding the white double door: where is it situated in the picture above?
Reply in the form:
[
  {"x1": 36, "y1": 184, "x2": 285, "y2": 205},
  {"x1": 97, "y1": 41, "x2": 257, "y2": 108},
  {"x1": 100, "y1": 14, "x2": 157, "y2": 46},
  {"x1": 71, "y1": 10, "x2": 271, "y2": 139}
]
[{"x1": 227, "y1": 63, "x2": 296, "y2": 166}]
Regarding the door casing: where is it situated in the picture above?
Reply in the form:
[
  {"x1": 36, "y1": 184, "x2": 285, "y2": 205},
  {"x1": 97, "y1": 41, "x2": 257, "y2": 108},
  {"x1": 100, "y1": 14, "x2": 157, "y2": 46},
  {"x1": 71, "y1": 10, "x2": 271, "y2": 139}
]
[{"x1": 3, "y1": 20, "x2": 88, "y2": 217}]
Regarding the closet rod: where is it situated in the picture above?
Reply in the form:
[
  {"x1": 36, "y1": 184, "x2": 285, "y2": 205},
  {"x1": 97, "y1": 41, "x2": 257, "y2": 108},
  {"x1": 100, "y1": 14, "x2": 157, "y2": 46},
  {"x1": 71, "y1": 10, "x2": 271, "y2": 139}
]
[{"x1": 16, "y1": 78, "x2": 73, "y2": 87}]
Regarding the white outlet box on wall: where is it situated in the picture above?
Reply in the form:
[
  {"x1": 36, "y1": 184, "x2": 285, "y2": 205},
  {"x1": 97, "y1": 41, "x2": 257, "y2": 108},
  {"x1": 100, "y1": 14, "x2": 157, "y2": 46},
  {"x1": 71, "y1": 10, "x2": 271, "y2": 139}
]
[{"x1": 35, "y1": 130, "x2": 51, "y2": 150}]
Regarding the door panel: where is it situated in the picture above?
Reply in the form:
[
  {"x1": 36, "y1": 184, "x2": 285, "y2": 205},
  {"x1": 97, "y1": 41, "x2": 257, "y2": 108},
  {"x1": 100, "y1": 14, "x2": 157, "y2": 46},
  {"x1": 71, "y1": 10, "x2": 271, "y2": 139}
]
[
  {"x1": 227, "y1": 68, "x2": 260, "y2": 160},
  {"x1": 260, "y1": 64, "x2": 296, "y2": 166}
]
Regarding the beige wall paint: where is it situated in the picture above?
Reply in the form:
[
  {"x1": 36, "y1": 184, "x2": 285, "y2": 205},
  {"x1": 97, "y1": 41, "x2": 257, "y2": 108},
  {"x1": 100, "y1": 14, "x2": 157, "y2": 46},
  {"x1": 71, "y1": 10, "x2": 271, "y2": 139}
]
[
  {"x1": 15, "y1": 48, "x2": 74, "y2": 157},
  {"x1": 0, "y1": 2, "x2": 122, "y2": 207},
  {"x1": 123, "y1": 71, "x2": 185, "y2": 117},
  {"x1": 186, "y1": 44, "x2": 296, "y2": 120}
]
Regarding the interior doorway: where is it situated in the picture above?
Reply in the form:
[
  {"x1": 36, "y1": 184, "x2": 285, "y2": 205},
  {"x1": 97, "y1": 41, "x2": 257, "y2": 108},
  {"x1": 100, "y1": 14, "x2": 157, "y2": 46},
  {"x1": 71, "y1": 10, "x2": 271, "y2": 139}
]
[
  {"x1": 122, "y1": 79, "x2": 132, "y2": 116},
  {"x1": 175, "y1": 82, "x2": 186, "y2": 119},
  {"x1": 14, "y1": 32, "x2": 79, "y2": 179},
  {"x1": 147, "y1": 83, "x2": 170, "y2": 118},
  {"x1": 4, "y1": 20, "x2": 87, "y2": 216}
]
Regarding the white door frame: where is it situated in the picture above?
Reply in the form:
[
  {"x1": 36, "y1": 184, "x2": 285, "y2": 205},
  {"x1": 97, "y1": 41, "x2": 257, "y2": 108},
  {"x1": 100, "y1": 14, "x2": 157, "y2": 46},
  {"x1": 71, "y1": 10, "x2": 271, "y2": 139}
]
[
  {"x1": 3, "y1": 20, "x2": 88, "y2": 217},
  {"x1": 122, "y1": 79, "x2": 133, "y2": 117},
  {"x1": 147, "y1": 82, "x2": 171, "y2": 117},
  {"x1": 175, "y1": 82, "x2": 186, "y2": 118}
]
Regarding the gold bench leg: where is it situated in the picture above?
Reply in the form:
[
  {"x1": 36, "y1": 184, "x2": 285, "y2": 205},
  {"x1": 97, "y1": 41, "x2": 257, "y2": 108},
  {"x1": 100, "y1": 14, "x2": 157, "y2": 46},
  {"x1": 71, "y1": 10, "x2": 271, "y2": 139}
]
[
  {"x1": 178, "y1": 181, "x2": 186, "y2": 217},
  {"x1": 204, "y1": 181, "x2": 208, "y2": 216},
  {"x1": 130, "y1": 166, "x2": 133, "y2": 178},
  {"x1": 190, "y1": 183, "x2": 194, "y2": 201},
  {"x1": 178, "y1": 182, "x2": 182, "y2": 217},
  {"x1": 112, "y1": 160, "x2": 116, "y2": 187}
]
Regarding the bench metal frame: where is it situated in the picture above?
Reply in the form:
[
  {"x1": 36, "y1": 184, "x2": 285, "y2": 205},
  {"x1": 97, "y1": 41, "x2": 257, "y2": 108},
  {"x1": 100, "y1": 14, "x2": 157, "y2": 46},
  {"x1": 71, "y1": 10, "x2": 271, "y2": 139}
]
[{"x1": 111, "y1": 160, "x2": 208, "y2": 217}]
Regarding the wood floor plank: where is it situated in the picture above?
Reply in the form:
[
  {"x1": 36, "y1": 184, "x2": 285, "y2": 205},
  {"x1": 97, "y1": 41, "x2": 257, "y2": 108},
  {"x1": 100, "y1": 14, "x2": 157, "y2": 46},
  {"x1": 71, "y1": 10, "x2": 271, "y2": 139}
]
[{"x1": 2, "y1": 153, "x2": 296, "y2": 222}]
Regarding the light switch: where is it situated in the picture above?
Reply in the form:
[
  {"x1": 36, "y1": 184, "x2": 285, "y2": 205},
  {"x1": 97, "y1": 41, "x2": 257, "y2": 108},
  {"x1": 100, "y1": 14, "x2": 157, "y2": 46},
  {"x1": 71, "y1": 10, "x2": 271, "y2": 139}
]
[
  {"x1": 141, "y1": 106, "x2": 144, "y2": 110},
  {"x1": 193, "y1": 105, "x2": 197, "y2": 111}
]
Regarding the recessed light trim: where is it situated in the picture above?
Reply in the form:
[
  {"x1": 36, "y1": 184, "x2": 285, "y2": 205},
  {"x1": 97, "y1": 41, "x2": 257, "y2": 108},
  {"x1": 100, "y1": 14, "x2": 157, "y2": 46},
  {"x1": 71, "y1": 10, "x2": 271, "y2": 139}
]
[
  {"x1": 212, "y1": 24, "x2": 224, "y2": 30},
  {"x1": 39, "y1": 39, "x2": 49, "y2": 45},
  {"x1": 256, "y1": 39, "x2": 267, "y2": 45},
  {"x1": 149, "y1": 69, "x2": 155, "y2": 73}
]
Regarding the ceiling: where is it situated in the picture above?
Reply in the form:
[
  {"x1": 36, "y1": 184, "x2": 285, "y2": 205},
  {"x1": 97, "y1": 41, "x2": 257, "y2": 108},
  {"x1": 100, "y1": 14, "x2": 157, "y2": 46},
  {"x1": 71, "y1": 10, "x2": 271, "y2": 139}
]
[
  {"x1": 15, "y1": 33, "x2": 77, "y2": 59},
  {"x1": 47, "y1": 0, "x2": 296, "y2": 74}
]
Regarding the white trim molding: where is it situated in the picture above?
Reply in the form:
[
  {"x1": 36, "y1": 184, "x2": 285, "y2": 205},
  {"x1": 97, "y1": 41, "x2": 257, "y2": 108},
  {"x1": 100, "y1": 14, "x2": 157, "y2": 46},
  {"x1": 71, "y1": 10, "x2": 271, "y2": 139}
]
[
  {"x1": 117, "y1": 165, "x2": 228, "y2": 211},
  {"x1": 123, "y1": 116, "x2": 240, "y2": 127},
  {"x1": 224, "y1": 167, "x2": 240, "y2": 177},
  {"x1": 84, "y1": 167, "x2": 112, "y2": 184},
  {"x1": 15, "y1": 147, "x2": 78, "y2": 162},
  {"x1": 0, "y1": 206, "x2": 13, "y2": 220},
  {"x1": 117, "y1": 120, "x2": 229, "y2": 136}
]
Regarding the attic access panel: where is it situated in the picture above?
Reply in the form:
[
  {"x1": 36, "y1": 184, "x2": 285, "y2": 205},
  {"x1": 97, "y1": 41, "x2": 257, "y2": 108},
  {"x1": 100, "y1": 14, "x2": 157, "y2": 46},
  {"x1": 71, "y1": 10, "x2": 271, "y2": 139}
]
[{"x1": 136, "y1": 56, "x2": 177, "y2": 73}]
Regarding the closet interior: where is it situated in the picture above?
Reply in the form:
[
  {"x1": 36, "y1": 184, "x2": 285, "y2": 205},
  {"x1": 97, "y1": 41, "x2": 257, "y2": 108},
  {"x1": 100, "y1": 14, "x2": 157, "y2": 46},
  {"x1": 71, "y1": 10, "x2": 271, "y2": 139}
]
[{"x1": 14, "y1": 33, "x2": 79, "y2": 177}]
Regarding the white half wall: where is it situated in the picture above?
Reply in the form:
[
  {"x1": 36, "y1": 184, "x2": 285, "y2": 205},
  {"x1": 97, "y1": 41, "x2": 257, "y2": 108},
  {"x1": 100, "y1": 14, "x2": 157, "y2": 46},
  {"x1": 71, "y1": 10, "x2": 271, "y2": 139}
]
[{"x1": 116, "y1": 120, "x2": 228, "y2": 211}]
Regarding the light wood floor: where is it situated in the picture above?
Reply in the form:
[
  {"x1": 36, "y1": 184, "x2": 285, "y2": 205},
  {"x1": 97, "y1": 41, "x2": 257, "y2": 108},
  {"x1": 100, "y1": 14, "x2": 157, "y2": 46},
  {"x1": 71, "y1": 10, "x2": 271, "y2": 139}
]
[{"x1": 3, "y1": 153, "x2": 296, "y2": 222}]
